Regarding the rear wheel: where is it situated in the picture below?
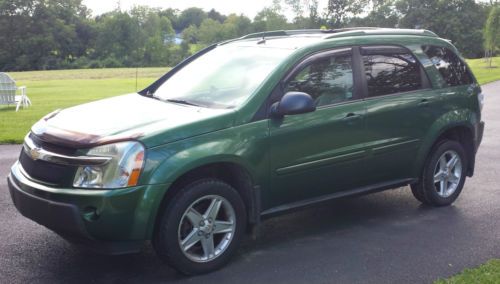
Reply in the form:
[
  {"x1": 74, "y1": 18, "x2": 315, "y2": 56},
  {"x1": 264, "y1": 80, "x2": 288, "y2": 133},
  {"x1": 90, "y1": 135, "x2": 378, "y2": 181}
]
[
  {"x1": 153, "y1": 179, "x2": 246, "y2": 275},
  {"x1": 411, "y1": 140, "x2": 467, "y2": 206}
]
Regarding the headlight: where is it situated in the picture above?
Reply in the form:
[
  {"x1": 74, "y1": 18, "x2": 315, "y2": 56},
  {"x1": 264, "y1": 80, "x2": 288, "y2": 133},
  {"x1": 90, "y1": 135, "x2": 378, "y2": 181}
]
[{"x1": 73, "y1": 141, "x2": 145, "y2": 189}]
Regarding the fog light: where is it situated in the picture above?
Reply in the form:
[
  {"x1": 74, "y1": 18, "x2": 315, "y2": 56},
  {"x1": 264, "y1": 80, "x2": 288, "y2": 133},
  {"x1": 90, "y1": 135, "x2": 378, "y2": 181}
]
[{"x1": 82, "y1": 206, "x2": 99, "y2": 221}]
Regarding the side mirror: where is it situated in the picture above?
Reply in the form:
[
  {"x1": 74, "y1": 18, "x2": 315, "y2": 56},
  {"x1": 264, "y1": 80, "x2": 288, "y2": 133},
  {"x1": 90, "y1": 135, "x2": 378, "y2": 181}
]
[{"x1": 271, "y1": 92, "x2": 316, "y2": 118}]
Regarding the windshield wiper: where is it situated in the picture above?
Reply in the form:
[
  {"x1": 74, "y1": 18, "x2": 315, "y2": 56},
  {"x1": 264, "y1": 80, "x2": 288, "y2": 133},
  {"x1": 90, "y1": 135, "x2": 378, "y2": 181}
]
[{"x1": 165, "y1": 99, "x2": 202, "y2": 107}]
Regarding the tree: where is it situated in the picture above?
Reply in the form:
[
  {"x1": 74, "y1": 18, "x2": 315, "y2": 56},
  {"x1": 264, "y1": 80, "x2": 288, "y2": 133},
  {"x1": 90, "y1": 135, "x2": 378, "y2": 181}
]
[
  {"x1": 0, "y1": 0, "x2": 93, "y2": 70},
  {"x1": 285, "y1": 0, "x2": 305, "y2": 19},
  {"x1": 395, "y1": 0, "x2": 488, "y2": 58},
  {"x1": 326, "y1": 0, "x2": 369, "y2": 28},
  {"x1": 197, "y1": 18, "x2": 224, "y2": 43},
  {"x1": 207, "y1": 8, "x2": 226, "y2": 23},
  {"x1": 253, "y1": 8, "x2": 290, "y2": 32},
  {"x1": 177, "y1": 7, "x2": 207, "y2": 30},
  {"x1": 280, "y1": 0, "x2": 320, "y2": 28},
  {"x1": 159, "y1": 8, "x2": 180, "y2": 31},
  {"x1": 484, "y1": 5, "x2": 500, "y2": 67},
  {"x1": 92, "y1": 6, "x2": 175, "y2": 67},
  {"x1": 0, "y1": 0, "x2": 496, "y2": 71},
  {"x1": 182, "y1": 24, "x2": 200, "y2": 44},
  {"x1": 224, "y1": 14, "x2": 253, "y2": 36},
  {"x1": 348, "y1": 0, "x2": 399, "y2": 28}
]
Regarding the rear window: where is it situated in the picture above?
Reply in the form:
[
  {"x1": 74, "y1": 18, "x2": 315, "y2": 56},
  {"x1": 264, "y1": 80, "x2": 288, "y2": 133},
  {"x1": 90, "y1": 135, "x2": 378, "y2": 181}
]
[
  {"x1": 422, "y1": 45, "x2": 473, "y2": 87},
  {"x1": 362, "y1": 48, "x2": 422, "y2": 97}
]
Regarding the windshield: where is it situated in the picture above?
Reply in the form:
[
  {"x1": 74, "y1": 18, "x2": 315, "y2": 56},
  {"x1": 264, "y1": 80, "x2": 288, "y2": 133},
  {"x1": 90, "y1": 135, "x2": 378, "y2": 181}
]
[{"x1": 153, "y1": 44, "x2": 294, "y2": 109}]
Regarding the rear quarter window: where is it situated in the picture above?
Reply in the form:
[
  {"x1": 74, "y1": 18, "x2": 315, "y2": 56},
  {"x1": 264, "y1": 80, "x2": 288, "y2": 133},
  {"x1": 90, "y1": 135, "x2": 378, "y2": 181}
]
[{"x1": 422, "y1": 45, "x2": 473, "y2": 87}]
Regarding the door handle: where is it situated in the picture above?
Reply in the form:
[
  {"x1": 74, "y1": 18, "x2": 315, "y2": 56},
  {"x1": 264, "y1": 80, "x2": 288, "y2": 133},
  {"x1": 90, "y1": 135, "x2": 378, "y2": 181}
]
[
  {"x1": 342, "y1": 112, "x2": 362, "y2": 121},
  {"x1": 418, "y1": 99, "x2": 431, "y2": 107}
]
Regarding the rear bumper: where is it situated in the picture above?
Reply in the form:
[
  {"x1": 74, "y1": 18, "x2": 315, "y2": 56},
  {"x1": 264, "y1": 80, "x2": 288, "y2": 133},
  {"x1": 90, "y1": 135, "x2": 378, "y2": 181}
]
[
  {"x1": 467, "y1": 120, "x2": 484, "y2": 177},
  {"x1": 7, "y1": 161, "x2": 169, "y2": 254},
  {"x1": 476, "y1": 121, "x2": 484, "y2": 151}
]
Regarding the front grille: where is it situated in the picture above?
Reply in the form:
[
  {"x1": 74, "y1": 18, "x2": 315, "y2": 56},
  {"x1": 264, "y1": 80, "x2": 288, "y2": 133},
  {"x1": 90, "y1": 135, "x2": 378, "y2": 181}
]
[
  {"x1": 29, "y1": 133, "x2": 77, "y2": 156},
  {"x1": 19, "y1": 134, "x2": 78, "y2": 187}
]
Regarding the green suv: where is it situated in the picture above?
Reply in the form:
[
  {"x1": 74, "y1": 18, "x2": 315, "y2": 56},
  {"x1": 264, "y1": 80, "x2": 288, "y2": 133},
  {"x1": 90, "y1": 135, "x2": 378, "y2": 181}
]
[{"x1": 8, "y1": 28, "x2": 484, "y2": 274}]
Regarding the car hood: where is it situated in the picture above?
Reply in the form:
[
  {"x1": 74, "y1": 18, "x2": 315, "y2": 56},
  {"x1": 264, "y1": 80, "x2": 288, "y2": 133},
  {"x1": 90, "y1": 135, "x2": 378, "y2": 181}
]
[{"x1": 31, "y1": 94, "x2": 236, "y2": 148}]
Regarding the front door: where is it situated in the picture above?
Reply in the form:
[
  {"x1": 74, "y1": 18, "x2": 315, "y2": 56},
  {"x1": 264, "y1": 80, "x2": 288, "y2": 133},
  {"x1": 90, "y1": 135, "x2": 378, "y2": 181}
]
[{"x1": 266, "y1": 48, "x2": 368, "y2": 208}]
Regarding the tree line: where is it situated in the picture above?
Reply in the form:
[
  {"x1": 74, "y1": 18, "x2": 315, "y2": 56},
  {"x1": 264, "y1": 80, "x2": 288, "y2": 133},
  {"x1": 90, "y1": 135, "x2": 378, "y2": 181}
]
[{"x1": 0, "y1": 0, "x2": 498, "y2": 71}]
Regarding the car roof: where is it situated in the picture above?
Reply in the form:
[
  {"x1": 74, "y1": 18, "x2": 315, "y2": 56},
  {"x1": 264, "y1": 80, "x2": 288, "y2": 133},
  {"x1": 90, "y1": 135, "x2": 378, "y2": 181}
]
[
  {"x1": 228, "y1": 35, "x2": 324, "y2": 50},
  {"x1": 220, "y1": 28, "x2": 441, "y2": 50}
]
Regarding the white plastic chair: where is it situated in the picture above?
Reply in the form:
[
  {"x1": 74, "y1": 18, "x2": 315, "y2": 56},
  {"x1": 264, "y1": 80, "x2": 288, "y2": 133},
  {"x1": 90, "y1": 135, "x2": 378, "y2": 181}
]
[{"x1": 0, "y1": 73, "x2": 31, "y2": 112}]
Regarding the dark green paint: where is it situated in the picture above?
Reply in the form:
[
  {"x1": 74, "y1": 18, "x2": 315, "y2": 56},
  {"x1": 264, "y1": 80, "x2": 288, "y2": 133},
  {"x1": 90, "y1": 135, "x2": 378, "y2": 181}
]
[{"x1": 9, "y1": 30, "x2": 484, "y2": 248}]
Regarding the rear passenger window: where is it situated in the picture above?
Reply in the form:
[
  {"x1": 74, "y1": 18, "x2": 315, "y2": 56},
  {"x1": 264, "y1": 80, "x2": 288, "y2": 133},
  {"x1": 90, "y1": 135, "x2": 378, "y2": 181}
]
[
  {"x1": 422, "y1": 45, "x2": 473, "y2": 87},
  {"x1": 362, "y1": 50, "x2": 422, "y2": 97}
]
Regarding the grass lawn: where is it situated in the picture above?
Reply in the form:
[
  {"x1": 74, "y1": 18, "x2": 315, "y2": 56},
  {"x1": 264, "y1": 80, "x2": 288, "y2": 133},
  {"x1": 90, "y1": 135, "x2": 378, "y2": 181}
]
[
  {"x1": 435, "y1": 259, "x2": 500, "y2": 283},
  {"x1": 466, "y1": 56, "x2": 500, "y2": 85},
  {"x1": 0, "y1": 57, "x2": 499, "y2": 144},
  {"x1": 0, "y1": 67, "x2": 169, "y2": 143}
]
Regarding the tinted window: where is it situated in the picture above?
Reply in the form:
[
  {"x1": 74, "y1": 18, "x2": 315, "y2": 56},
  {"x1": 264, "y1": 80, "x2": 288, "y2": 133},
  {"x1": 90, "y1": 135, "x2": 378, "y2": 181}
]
[
  {"x1": 285, "y1": 53, "x2": 354, "y2": 107},
  {"x1": 363, "y1": 52, "x2": 422, "y2": 97},
  {"x1": 422, "y1": 45, "x2": 473, "y2": 87}
]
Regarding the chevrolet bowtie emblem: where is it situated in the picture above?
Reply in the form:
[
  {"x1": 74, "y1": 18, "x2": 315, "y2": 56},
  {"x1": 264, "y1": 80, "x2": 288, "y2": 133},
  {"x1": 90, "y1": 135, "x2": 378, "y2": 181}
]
[{"x1": 30, "y1": 147, "x2": 41, "y2": 160}]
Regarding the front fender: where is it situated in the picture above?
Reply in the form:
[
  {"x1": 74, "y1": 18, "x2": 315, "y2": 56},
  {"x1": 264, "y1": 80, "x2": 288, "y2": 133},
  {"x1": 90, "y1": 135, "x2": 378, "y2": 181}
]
[{"x1": 141, "y1": 120, "x2": 269, "y2": 188}]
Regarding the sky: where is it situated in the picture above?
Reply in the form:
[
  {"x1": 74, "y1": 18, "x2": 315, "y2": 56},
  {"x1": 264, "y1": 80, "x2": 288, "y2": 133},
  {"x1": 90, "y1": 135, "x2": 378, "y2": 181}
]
[
  {"x1": 81, "y1": 0, "x2": 489, "y2": 19},
  {"x1": 82, "y1": 0, "x2": 328, "y2": 19}
]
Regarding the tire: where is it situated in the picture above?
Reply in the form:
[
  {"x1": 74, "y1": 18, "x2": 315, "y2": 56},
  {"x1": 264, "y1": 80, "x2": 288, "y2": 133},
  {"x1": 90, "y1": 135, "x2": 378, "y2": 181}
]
[
  {"x1": 411, "y1": 140, "x2": 467, "y2": 206},
  {"x1": 153, "y1": 178, "x2": 246, "y2": 275}
]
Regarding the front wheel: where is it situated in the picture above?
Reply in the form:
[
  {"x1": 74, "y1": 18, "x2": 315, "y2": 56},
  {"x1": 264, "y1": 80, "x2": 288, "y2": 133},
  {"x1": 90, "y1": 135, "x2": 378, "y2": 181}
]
[
  {"x1": 153, "y1": 179, "x2": 246, "y2": 275},
  {"x1": 411, "y1": 140, "x2": 467, "y2": 206}
]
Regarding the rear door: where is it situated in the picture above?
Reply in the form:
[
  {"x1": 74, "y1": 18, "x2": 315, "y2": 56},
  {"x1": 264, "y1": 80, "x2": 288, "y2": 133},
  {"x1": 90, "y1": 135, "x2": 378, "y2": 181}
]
[{"x1": 360, "y1": 46, "x2": 439, "y2": 184}]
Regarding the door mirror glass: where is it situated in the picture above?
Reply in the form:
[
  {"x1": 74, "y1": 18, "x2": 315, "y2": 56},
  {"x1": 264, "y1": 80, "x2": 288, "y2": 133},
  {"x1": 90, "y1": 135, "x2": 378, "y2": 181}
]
[{"x1": 271, "y1": 91, "x2": 316, "y2": 117}]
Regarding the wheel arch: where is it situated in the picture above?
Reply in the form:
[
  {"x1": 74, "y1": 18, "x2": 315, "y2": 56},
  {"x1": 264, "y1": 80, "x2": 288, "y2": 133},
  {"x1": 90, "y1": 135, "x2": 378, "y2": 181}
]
[
  {"x1": 415, "y1": 122, "x2": 475, "y2": 179},
  {"x1": 149, "y1": 160, "x2": 260, "y2": 239}
]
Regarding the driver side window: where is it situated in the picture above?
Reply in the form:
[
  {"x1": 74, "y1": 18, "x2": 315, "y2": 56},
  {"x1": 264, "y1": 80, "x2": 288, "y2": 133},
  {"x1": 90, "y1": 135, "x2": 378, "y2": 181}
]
[{"x1": 284, "y1": 53, "x2": 354, "y2": 108}]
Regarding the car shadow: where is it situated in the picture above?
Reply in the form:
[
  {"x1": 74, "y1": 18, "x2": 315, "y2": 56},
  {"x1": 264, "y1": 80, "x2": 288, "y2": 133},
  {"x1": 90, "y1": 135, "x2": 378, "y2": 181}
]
[
  {"x1": 237, "y1": 187, "x2": 455, "y2": 253},
  {"x1": 27, "y1": 186, "x2": 465, "y2": 283}
]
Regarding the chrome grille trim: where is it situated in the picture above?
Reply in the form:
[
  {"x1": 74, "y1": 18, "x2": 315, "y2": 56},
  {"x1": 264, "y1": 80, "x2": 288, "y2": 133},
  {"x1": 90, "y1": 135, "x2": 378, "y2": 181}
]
[{"x1": 23, "y1": 134, "x2": 111, "y2": 166}]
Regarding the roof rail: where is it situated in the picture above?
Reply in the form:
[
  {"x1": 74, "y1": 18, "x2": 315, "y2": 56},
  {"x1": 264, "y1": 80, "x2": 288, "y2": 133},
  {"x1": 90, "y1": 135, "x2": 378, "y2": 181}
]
[
  {"x1": 240, "y1": 30, "x2": 288, "y2": 39},
  {"x1": 323, "y1": 28, "x2": 438, "y2": 39},
  {"x1": 239, "y1": 27, "x2": 383, "y2": 40},
  {"x1": 220, "y1": 28, "x2": 438, "y2": 46}
]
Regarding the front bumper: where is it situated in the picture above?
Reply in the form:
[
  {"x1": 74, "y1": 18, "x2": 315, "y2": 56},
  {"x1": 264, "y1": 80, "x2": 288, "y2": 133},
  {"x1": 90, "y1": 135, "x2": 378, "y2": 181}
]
[{"x1": 7, "y1": 161, "x2": 170, "y2": 254}]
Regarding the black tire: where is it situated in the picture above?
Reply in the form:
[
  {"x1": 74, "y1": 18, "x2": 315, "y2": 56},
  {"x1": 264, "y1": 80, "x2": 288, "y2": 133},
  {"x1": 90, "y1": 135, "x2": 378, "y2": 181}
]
[
  {"x1": 411, "y1": 140, "x2": 467, "y2": 206},
  {"x1": 153, "y1": 178, "x2": 246, "y2": 275}
]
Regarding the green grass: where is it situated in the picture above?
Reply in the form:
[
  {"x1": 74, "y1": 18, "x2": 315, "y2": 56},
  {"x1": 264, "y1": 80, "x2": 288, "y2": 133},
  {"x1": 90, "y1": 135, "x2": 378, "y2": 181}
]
[
  {"x1": 0, "y1": 57, "x2": 499, "y2": 144},
  {"x1": 466, "y1": 57, "x2": 500, "y2": 85},
  {"x1": 0, "y1": 67, "x2": 169, "y2": 143},
  {"x1": 435, "y1": 259, "x2": 500, "y2": 284}
]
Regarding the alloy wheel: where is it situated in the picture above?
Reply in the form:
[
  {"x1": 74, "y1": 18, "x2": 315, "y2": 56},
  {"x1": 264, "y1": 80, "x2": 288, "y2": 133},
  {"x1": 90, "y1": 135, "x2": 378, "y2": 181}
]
[
  {"x1": 433, "y1": 150, "x2": 462, "y2": 198},
  {"x1": 178, "y1": 195, "x2": 236, "y2": 263}
]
